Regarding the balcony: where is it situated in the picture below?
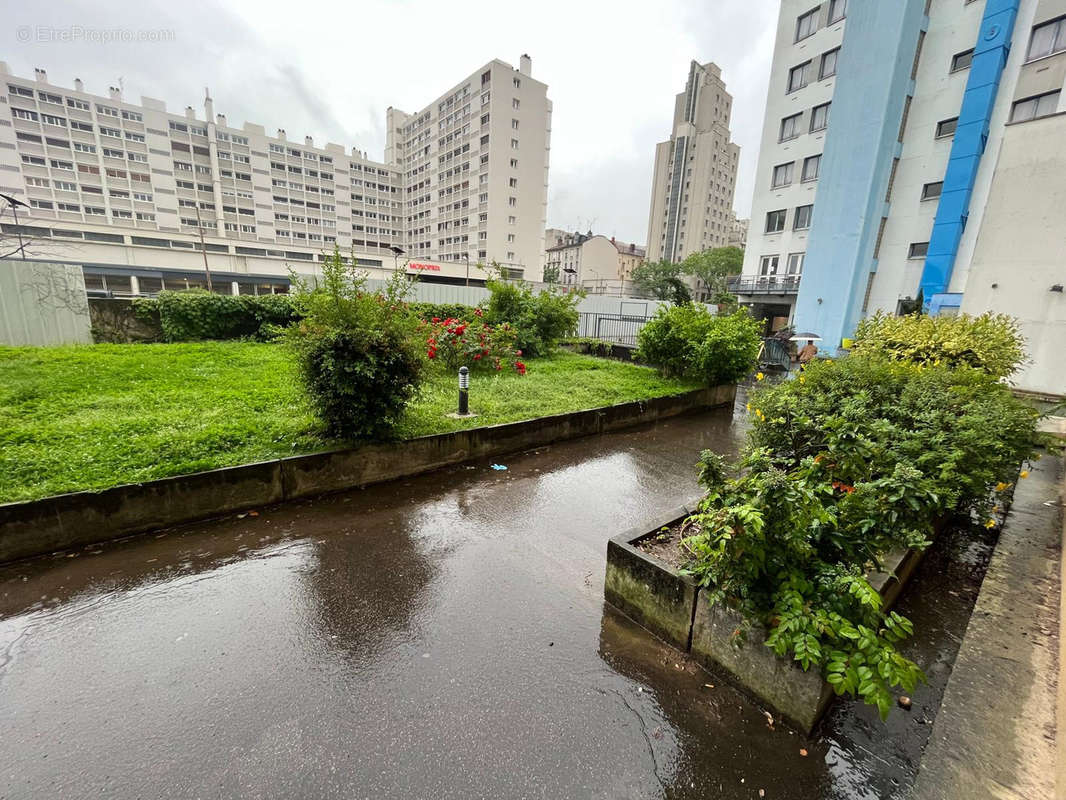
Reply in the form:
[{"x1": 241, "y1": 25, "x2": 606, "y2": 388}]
[{"x1": 727, "y1": 274, "x2": 802, "y2": 296}]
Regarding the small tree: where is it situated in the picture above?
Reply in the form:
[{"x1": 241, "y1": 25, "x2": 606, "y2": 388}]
[
  {"x1": 542, "y1": 263, "x2": 560, "y2": 285},
  {"x1": 682, "y1": 246, "x2": 743, "y2": 299},
  {"x1": 287, "y1": 248, "x2": 425, "y2": 440},
  {"x1": 630, "y1": 259, "x2": 691, "y2": 303}
]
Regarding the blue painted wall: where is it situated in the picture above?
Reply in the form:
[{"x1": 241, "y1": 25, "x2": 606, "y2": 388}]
[
  {"x1": 792, "y1": 0, "x2": 927, "y2": 350},
  {"x1": 919, "y1": 0, "x2": 1020, "y2": 305}
]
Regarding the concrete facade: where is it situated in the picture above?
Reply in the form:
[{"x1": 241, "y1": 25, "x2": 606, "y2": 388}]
[
  {"x1": 544, "y1": 231, "x2": 645, "y2": 288},
  {"x1": 645, "y1": 61, "x2": 740, "y2": 264},
  {"x1": 1, "y1": 56, "x2": 549, "y2": 287},
  {"x1": 385, "y1": 56, "x2": 550, "y2": 279},
  {"x1": 739, "y1": 0, "x2": 1066, "y2": 394}
]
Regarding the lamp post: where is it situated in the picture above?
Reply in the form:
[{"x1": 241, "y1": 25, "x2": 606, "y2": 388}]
[
  {"x1": 193, "y1": 202, "x2": 214, "y2": 293},
  {"x1": 463, "y1": 252, "x2": 470, "y2": 288},
  {"x1": 390, "y1": 245, "x2": 406, "y2": 276},
  {"x1": 0, "y1": 192, "x2": 29, "y2": 260},
  {"x1": 458, "y1": 366, "x2": 470, "y2": 416}
]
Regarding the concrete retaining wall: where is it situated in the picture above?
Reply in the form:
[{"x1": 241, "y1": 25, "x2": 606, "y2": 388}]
[{"x1": 0, "y1": 384, "x2": 736, "y2": 565}]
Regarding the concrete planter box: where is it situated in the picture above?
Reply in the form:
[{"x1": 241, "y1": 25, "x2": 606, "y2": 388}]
[
  {"x1": 605, "y1": 511, "x2": 926, "y2": 733},
  {"x1": 604, "y1": 505, "x2": 699, "y2": 651}
]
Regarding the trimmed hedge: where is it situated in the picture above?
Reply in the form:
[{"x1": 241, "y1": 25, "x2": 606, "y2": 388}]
[{"x1": 132, "y1": 291, "x2": 298, "y2": 342}]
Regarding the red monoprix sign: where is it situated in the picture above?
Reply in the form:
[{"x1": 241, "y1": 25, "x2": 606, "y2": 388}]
[{"x1": 408, "y1": 262, "x2": 441, "y2": 271}]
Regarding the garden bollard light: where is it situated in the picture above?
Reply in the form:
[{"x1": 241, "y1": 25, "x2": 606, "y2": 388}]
[{"x1": 458, "y1": 366, "x2": 469, "y2": 416}]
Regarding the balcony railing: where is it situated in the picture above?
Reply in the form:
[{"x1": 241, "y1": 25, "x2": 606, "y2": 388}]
[{"x1": 727, "y1": 274, "x2": 802, "y2": 295}]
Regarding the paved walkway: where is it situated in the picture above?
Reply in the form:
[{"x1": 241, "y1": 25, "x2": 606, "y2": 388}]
[{"x1": 911, "y1": 452, "x2": 1063, "y2": 800}]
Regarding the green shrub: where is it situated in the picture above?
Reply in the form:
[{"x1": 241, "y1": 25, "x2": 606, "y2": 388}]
[
  {"x1": 408, "y1": 302, "x2": 476, "y2": 322},
  {"x1": 682, "y1": 356, "x2": 1036, "y2": 717},
  {"x1": 851, "y1": 311, "x2": 1026, "y2": 378},
  {"x1": 482, "y1": 279, "x2": 580, "y2": 357},
  {"x1": 636, "y1": 306, "x2": 761, "y2": 386},
  {"x1": 132, "y1": 291, "x2": 299, "y2": 342},
  {"x1": 422, "y1": 313, "x2": 523, "y2": 373},
  {"x1": 287, "y1": 251, "x2": 424, "y2": 439}
]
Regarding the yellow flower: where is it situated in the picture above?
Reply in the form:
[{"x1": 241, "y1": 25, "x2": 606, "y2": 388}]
[
  {"x1": 799, "y1": 376, "x2": 806, "y2": 384},
  {"x1": 994, "y1": 482, "x2": 1010, "y2": 492},
  {"x1": 985, "y1": 519, "x2": 996, "y2": 529},
  {"x1": 756, "y1": 372, "x2": 765, "y2": 381},
  {"x1": 746, "y1": 403, "x2": 752, "y2": 412},
  {"x1": 1020, "y1": 470, "x2": 1029, "y2": 479}
]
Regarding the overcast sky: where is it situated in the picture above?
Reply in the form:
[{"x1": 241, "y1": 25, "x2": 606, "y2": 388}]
[{"x1": 6, "y1": 0, "x2": 778, "y2": 244}]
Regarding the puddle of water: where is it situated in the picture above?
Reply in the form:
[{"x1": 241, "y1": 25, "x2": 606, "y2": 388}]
[{"x1": 0, "y1": 410, "x2": 998, "y2": 799}]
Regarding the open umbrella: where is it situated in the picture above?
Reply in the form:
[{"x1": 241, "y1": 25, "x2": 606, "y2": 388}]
[{"x1": 789, "y1": 332, "x2": 823, "y2": 342}]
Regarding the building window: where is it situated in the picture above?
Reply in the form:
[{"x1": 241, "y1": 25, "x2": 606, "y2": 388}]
[
  {"x1": 765, "y1": 209, "x2": 787, "y2": 233},
  {"x1": 950, "y1": 49, "x2": 974, "y2": 72},
  {"x1": 921, "y1": 181, "x2": 943, "y2": 200},
  {"x1": 796, "y1": 7, "x2": 819, "y2": 41},
  {"x1": 908, "y1": 242, "x2": 929, "y2": 259},
  {"x1": 828, "y1": 0, "x2": 846, "y2": 24},
  {"x1": 936, "y1": 117, "x2": 958, "y2": 138},
  {"x1": 820, "y1": 48, "x2": 839, "y2": 79},
  {"x1": 771, "y1": 162, "x2": 794, "y2": 188},
  {"x1": 802, "y1": 154, "x2": 821, "y2": 182},
  {"x1": 1010, "y1": 90, "x2": 1061, "y2": 122},
  {"x1": 786, "y1": 252, "x2": 805, "y2": 275},
  {"x1": 1027, "y1": 15, "x2": 1066, "y2": 61},
  {"x1": 810, "y1": 102, "x2": 830, "y2": 132},
  {"x1": 788, "y1": 61, "x2": 812, "y2": 93},
  {"x1": 794, "y1": 204, "x2": 813, "y2": 230},
  {"x1": 779, "y1": 113, "x2": 802, "y2": 141},
  {"x1": 759, "y1": 255, "x2": 780, "y2": 276}
]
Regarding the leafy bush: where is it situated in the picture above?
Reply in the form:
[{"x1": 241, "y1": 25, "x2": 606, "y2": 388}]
[
  {"x1": 408, "y1": 302, "x2": 476, "y2": 323},
  {"x1": 636, "y1": 306, "x2": 761, "y2": 386},
  {"x1": 681, "y1": 356, "x2": 1036, "y2": 717},
  {"x1": 422, "y1": 313, "x2": 524, "y2": 373},
  {"x1": 851, "y1": 311, "x2": 1026, "y2": 378},
  {"x1": 287, "y1": 252, "x2": 424, "y2": 439},
  {"x1": 482, "y1": 279, "x2": 580, "y2": 357},
  {"x1": 132, "y1": 291, "x2": 299, "y2": 342}
]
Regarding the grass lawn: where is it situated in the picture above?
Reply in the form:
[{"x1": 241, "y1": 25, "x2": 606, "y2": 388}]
[{"x1": 0, "y1": 342, "x2": 702, "y2": 503}]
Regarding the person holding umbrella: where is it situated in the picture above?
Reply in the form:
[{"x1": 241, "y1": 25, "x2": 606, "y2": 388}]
[{"x1": 790, "y1": 332, "x2": 822, "y2": 366}]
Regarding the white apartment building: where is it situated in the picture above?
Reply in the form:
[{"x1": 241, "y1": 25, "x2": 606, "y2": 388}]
[
  {"x1": 645, "y1": 61, "x2": 740, "y2": 264},
  {"x1": 385, "y1": 55, "x2": 551, "y2": 280},
  {"x1": 738, "y1": 0, "x2": 1066, "y2": 394},
  {"x1": 736, "y1": 0, "x2": 844, "y2": 322},
  {"x1": 0, "y1": 56, "x2": 550, "y2": 293},
  {"x1": 728, "y1": 216, "x2": 749, "y2": 249},
  {"x1": 543, "y1": 230, "x2": 645, "y2": 288}
]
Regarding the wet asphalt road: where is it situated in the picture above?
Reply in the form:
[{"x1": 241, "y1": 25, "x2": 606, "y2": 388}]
[{"x1": 0, "y1": 405, "x2": 992, "y2": 799}]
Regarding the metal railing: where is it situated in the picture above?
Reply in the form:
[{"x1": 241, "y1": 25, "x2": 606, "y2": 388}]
[
  {"x1": 758, "y1": 337, "x2": 792, "y2": 370},
  {"x1": 727, "y1": 274, "x2": 802, "y2": 295},
  {"x1": 575, "y1": 311, "x2": 656, "y2": 347}
]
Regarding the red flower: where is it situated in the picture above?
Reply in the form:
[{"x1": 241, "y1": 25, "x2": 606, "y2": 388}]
[
  {"x1": 427, "y1": 348, "x2": 437, "y2": 359},
  {"x1": 431, "y1": 317, "x2": 440, "y2": 323},
  {"x1": 474, "y1": 307, "x2": 483, "y2": 317},
  {"x1": 474, "y1": 353, "x2": 482, "y2": 360}
]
